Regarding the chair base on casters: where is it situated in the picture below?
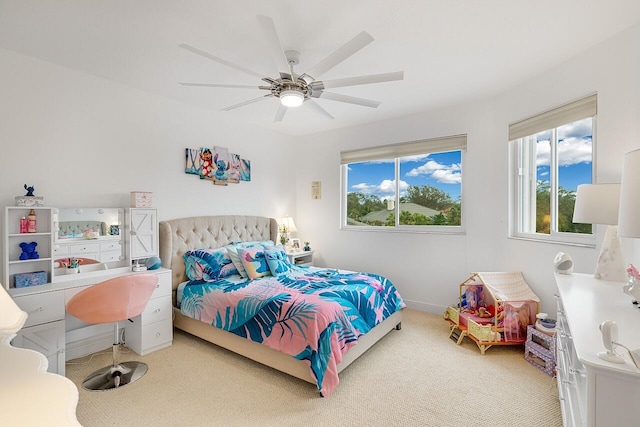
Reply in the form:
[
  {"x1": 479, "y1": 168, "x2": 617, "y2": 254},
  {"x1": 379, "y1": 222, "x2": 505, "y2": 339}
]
[{"x1": 82, "y1": 361, "x2": 148, "y2": 391}]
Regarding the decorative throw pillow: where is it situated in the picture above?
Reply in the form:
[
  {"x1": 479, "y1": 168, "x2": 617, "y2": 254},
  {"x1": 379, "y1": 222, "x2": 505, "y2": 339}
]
[
  {"x1": 227, "y1": 240, "x2": 275, "y2": 278},
  {"x1": 225, "y1": 245, "x2": 247, "y2": 278},
  {"x1": 237, "y1": 246, "x2": 271, "y2": 280},
  {"x1": 265, "y1": 245, "x2": 292, "y2": 276},
  {"x1": 183, "y1": 247, "x2": 237, "y2": 281}
]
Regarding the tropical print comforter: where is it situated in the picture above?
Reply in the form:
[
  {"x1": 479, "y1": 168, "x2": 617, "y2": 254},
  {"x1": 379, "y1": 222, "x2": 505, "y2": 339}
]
[{"x1": 178, "y1": 266, "x2": 405, "y2": 397}]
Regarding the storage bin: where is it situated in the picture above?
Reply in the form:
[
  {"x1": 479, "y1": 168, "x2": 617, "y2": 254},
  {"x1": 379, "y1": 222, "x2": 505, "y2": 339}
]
[
  {"x1": 130, "y1": 192, "x2": 152, "y2": 207},
  {"x1": 15, "y1": 271, "x2": 47, "y2": 287}
]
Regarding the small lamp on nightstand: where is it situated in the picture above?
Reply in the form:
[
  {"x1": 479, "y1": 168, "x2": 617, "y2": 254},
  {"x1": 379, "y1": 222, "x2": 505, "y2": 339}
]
[
  {"x1": 573, "y1": 183, "x2": 626, "y2": 282},
  {"x1": 277, "y1": 216, "x2": 297, "y2": 248}
]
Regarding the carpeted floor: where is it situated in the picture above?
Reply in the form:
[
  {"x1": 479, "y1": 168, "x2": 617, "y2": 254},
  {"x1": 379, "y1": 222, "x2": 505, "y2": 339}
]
[{"x1": 65, "y1": 310, "x2": 562, "y2": 427}]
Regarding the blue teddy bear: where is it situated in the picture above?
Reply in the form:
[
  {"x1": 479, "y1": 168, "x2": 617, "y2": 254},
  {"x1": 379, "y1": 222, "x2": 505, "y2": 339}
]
[{"x1": 19, "y1": 241, "x2": 39, "y2": 260}]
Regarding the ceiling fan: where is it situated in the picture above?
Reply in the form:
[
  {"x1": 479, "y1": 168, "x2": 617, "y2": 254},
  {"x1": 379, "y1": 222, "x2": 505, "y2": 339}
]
[{"x1": 179, "y1": 15, "x2": 404, "y2": 122}]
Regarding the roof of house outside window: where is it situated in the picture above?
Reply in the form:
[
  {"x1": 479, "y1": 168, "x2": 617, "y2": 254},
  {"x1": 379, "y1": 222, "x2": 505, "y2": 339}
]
[{"x1": 361, "y1": 202, "x2": 440, "y2": 222}]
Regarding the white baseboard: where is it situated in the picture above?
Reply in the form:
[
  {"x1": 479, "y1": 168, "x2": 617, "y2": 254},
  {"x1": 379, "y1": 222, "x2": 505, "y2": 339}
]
[{"x1": 403, "y1": 299, "x2": 447, "y2": 315}]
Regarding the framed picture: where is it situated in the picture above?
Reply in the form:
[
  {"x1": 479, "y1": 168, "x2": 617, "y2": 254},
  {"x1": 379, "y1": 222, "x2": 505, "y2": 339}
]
[{"x1": 290, "y1": 238, "x2": 301, "y2": 251}]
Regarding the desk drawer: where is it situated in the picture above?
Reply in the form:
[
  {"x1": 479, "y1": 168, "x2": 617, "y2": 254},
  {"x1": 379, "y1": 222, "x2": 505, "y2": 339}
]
[
  {"x1": 140, "y1": 295, "x2": 172, "y2": 326},
  {"x1": 150, "y1": 271, "x2": 171, "y2": 299},
  {"x1": 126, "y1": 318, "x2": 173, "y2": 356},
  {"x1": 53, "y1": 245, "x2": 69, "y2": 257},
  {"x1": 13, "y1": 291, "x2": 65, "y2": 328},
  {"x1": 140, "y1": 320, "x2": 172, "y2": 348},
  {"x1": 100, "y1": 241, "x2": 121, "y2": 252},
  {"x1": 69, "y1": 242, "x2": 100, "y2": 255}
]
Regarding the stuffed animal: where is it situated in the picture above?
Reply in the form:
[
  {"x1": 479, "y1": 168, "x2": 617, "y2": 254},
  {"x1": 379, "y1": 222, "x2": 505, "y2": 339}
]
[{"x1": 19, "y1": 241, "x2": 39, "y2": 260}]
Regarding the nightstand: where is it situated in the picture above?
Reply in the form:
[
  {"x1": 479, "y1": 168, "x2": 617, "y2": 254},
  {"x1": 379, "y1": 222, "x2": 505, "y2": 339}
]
[{"x1": 286, "y1": 250, "x2": 314, "y2": 266}]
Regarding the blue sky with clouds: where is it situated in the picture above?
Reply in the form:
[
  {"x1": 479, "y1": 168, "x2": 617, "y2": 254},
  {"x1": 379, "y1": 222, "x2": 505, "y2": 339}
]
[
  {"x1": 347, "y1": 117, "x2": 592, "y2": 203},
  {"x1": 347, "y1": 151, "x2": 462, "y2": 201},
  {"x1": 535, "y1": 117, "x2": 593, "y2": 191}
]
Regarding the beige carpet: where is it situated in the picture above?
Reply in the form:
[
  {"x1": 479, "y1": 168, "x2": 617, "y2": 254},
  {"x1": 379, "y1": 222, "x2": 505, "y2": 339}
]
[{"x1": 65, "y1": 310, "x2": 562, "y2": 427}]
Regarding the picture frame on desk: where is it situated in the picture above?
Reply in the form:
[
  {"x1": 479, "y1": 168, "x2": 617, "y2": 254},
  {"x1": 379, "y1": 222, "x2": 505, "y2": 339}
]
[{"x1": 290, "y1": 238, "x2": 301, "y2": 252}]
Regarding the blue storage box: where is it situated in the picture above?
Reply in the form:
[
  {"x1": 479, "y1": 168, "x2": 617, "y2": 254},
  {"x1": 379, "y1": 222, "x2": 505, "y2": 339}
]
[{"x1": 14, "y1": 271, "x2": 47, "y2": 288}]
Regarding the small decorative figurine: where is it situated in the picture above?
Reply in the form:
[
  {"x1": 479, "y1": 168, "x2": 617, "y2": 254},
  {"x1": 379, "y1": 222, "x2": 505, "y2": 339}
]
[
  {"x1": 304, "y1": 241, "x2": 311, "y2": 251},
  {"x1": 24, "y1": 184, "x2": 35, "y2": 197}
]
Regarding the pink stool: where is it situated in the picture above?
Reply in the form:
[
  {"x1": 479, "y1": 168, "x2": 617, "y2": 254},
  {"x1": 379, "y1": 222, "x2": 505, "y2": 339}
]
[{"x1": 66, "y1": 274, "x2": 158, "y2": 391}]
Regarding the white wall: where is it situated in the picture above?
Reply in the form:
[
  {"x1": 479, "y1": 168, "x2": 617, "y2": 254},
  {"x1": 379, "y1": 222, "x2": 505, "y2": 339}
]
[
  {"x1": 296, "y1": 23, "x2": 640, "y2": 316},
  {"x1": 2, "y1": 23, "x2": 639, "y2": 317},
  {"x1": 0, "y1": 48, "x2": 298, "y2": 271},
  {"x1": 0, "y1": 48, "x2": 298, "y2": 217}
]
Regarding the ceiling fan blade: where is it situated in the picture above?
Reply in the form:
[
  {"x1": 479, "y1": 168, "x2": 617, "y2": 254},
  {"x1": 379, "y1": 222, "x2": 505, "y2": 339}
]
[
  {"x1": 179, "y1": 44, "x2": 264, "y2": 80},
  {"x1": 305, "y1": 99, "x2": 335, "y2": 120},
  {"x1": 318, "y1": 71, "x2": 404, "y2": 90},
  {"x1": 303, "y1": 31, "x2": 374, "y2": 81},
  {"x1": 221, "y1": 95, "x2": 272, "y2": 111},
  {"x1": 256, "y1": 15, "x2": 292, "y2": 76},
  {"x1": 274, "y1": 104, "x2": 287, "y2": 122},
  {"x1": 313, "y1": 91, "x2": 381, "y2": 108},
  {"x1": 179, "y1": 83, "x2": 260, "y2": 89}
]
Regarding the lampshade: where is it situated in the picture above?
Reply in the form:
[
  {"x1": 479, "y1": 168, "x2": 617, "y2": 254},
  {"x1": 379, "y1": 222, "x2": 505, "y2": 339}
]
[
  {"x1": 572, "y1": 183, "x2": 626, "y2": 282},
  {"x1": 573, "y1": 183, "x2": 621, "y2": 225},
  {"x1": 618, "y1": 148, "x2": 640, "y2": 237},
  {"x1": 280, "y1": 90, "x2": 304, "y2": 108},
  {"x1": 278, "y1": 217, "x2": 297, "y2": 233},
  {"x1": 0, "y1": 286, "x2": 27, "y2": 336}
]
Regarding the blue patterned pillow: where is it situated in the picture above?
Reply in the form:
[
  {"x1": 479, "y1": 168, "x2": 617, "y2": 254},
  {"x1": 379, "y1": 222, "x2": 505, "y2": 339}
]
[
  {"x1": 227, "y1": 240, "x2": 275, "y2": 278},
  {"x1": 183, "y1": 247, "x2": 237, "y2": 281},
  {"x1": 265, "y1": 245, "x2": 292, "y2": 276},
  {"x1": 237, "y1": 246, "x2": 271, "y2": 280}
]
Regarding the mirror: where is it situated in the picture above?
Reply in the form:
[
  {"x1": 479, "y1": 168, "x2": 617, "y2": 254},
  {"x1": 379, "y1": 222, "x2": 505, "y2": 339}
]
[
  {"x1": 55, "y1": 208, "x2": 122, "y2": 241},
  {"x1": 53, "y1": 208, "x2": 126, "y2": 276}
]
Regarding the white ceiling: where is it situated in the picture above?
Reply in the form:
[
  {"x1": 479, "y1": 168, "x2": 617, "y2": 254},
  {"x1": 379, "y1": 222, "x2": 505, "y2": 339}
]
[{"x1": 2, "y1": 1, "x2": 640, "y2": 136}]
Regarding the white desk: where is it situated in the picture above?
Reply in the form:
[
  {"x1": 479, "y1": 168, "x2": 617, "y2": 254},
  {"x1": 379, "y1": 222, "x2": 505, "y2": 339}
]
[
  {"x1": 555, "y1": 273, "x2": 640, "y2": 427},
  {"x1": 10, "y1": 267, "x2": 173, "y2": 375}
]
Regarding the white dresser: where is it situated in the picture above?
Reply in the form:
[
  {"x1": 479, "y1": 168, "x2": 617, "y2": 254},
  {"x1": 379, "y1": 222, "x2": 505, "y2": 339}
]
[{"x1": 555, "y1": 273, "x2": 640, "y2": 427}]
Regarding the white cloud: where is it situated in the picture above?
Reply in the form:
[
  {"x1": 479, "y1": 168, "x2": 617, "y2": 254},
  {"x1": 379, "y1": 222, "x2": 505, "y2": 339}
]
[
  {"x1": 405, "y1": 158, "x2": 461, "y2": 183},
  {"x1": 536, "y1": 137, "x2": 592, "y2": 167},
  {"x1": 431, "y1": 169, "x2": 462, "y2": 183},
  {"x1": 351, "y1": 179, "x2": 408, "y2": 199}
]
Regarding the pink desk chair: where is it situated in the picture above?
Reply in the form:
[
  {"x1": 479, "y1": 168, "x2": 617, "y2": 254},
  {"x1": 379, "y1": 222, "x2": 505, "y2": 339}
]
[{"x1": 66, "y1": 273, "x2": 158, "y2": 391}]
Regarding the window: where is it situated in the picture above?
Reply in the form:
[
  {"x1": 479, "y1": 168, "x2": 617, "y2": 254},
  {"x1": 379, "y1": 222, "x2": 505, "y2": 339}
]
[
  {"x1": 510, "y1": 94, "x2": 596, "y2": 244},
  {"x1": 341, "y1": 135, "x2": 466, "y2": 231}
]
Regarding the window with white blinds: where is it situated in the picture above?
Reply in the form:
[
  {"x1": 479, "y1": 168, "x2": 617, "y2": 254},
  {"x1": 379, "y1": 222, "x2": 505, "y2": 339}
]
[
  {"x1": 341, "y1": 134, "x2": 466, "y2": 231},
  {"x1": 509, "y1": 94, "x2": 596, "y2": 244}
]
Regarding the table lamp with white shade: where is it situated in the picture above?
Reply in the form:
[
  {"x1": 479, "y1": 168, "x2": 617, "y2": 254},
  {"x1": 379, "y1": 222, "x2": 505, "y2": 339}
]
[{"x1": 573, "y1": 183, "x2": 627, "y2": 282}]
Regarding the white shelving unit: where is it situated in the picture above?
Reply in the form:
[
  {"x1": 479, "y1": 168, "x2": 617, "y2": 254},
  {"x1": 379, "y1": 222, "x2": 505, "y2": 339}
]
[{"x1": 3, "y1": 206, "x2": 54, "y2": 291}]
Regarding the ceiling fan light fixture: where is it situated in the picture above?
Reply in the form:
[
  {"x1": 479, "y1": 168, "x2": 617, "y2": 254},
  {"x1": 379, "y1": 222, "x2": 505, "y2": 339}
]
[{"x1": 280, "y1": 89, "x2": 304, "y2": 107}]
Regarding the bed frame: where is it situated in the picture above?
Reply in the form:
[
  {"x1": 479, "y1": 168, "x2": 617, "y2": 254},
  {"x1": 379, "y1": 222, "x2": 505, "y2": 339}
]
[{"x1": 159, "y1": 215, "x2": 402, "y2": 386}]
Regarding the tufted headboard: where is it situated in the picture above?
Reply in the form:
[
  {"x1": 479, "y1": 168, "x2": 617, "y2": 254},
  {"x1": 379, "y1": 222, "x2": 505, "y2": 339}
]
[{"x1": 159, "y1": 215, "x2": 278, "y2": 292}]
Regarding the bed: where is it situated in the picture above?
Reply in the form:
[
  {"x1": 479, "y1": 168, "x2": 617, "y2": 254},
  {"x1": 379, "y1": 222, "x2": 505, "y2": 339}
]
[{"x1": 159, "y1": 215, "x2": 404, "y2": 396}]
